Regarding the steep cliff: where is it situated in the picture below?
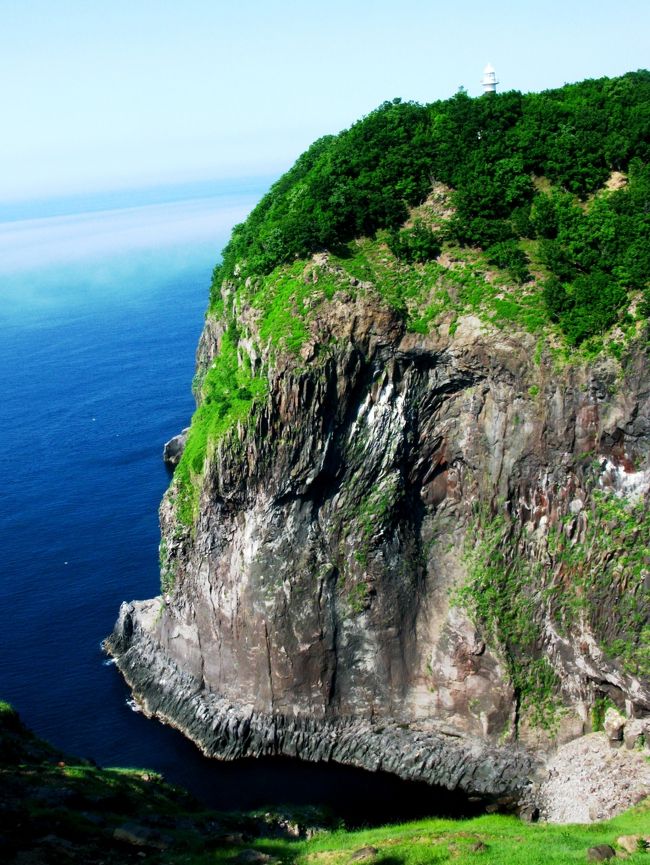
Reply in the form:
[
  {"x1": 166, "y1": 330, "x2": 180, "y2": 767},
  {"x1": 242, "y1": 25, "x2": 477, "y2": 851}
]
[{"x1": 107, "y1": 75, "x2": 650, "y2": 812}]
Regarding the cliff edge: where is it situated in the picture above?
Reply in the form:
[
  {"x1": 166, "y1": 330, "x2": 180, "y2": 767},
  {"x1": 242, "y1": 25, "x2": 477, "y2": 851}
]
[{"x1": 107, "y1": 75, "x2": 650, "y2": 816}]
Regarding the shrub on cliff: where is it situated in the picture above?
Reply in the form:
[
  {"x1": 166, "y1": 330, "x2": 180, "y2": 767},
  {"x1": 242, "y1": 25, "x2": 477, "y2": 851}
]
[{"x1": 388, "y1": 221, "x2": 443, "y2": 263}]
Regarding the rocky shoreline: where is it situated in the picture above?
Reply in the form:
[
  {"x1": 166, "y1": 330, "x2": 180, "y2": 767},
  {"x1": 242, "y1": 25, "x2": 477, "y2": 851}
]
[
  {"x1": 106, "y1": 599, "x2": 650, "y2": 823},
  {"x1": 105, "y1": 598, "x2": 541, "y2": 807}
]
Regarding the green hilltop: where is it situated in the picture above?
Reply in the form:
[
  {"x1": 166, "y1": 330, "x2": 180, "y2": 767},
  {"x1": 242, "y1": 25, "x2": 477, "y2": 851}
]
[{"x1": 213, "y1": 70, "x2": 650, "y2": 346}]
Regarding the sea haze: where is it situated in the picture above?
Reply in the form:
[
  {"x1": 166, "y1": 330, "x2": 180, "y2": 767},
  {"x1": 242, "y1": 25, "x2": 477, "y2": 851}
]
[
  {"x1": 0, "y1": 182, "x2": 263, "y2": 798},
  {"x1": 0, "y1": 181, "x2": 469, "y2": 820}
]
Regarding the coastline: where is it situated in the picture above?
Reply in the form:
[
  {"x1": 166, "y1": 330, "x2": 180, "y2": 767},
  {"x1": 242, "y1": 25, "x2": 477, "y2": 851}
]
[{"x1": 105, "y1": 598, "x2": 541, "y2": 807}]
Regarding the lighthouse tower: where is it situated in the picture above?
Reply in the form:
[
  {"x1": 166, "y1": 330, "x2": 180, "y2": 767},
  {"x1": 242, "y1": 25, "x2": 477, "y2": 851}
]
[{"x1": 481, "y1": 63, "x2": 498, "y2": 94}]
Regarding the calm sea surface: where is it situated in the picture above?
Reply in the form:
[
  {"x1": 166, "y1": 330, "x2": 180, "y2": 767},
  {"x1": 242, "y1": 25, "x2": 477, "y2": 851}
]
[{"x1": 0, "y1": 181, "x2": 469, "y2": 822}]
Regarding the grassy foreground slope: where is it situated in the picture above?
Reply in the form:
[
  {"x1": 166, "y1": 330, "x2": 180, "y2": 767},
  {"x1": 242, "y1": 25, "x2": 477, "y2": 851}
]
[
  {"x1": 197, "y1": 807, "x2": 650, "y2": 865},
  {"x1": 0, "y1": 700, "x2": 219, "y2": 862},
  {"x1": 2, "y1": 701, "x2": 650, "y2": 864}
]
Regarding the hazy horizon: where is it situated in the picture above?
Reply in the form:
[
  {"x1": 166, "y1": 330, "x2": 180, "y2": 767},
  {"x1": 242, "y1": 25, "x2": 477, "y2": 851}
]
[
  {"x1": 3, "y1": 0, "x2": 649, "y2": 203},
  {"x1": 0, "y1": 173, "x2": 276, "y2": 219}
]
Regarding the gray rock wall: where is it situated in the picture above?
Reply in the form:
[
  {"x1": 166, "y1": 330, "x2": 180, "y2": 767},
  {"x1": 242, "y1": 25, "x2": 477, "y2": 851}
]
[{"x1": 108, "y1": 278, "x2": 650, "y2": 807}]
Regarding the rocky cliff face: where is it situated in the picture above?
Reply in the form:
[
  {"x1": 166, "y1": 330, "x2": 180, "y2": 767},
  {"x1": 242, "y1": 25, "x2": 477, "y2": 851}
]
[{"x1": 107, "y1": 252, "x2": 650, "y2": 811}]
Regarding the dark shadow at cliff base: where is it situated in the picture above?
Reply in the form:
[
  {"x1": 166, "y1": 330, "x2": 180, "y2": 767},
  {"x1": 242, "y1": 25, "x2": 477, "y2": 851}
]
[
  {"x1": 186, "y1": 755, "x2": 486, "y2": 826},
  {"x1": 101, "y1": 674, "x2": 487, "y2": 826}
]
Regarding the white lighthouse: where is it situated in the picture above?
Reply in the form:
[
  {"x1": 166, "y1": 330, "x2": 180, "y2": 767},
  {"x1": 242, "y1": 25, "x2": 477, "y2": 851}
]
[{"x1": 481, "y1": 63, "x2": 498, "y2": 94}]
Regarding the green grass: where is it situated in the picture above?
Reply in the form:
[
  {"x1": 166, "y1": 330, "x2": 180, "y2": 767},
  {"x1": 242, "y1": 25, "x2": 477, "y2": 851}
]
[
  {"x1": 249, "y1": 260, "x2": 341, "y2": 354},
  {"x1": 356, "y1": 476, "x2": 401, "y2": 542},
  {"x1": 329, "y1": 235, "x2": 551, "y2": 339},
  {"x1": 453, "y1": 511, "x2": 561, "y2": 731},
  {"x1": 172, "y1": 802, "x2": 650, "y2": 865},
  {"x1": 171, "y1": 323, "x2": 267, "y2": 529},
  {"x1": 347, "y1": 581, "x2": 371, "y2": 615},
  {"x1": 548, "y1": 491, "x2": 650, "y2": 677}
]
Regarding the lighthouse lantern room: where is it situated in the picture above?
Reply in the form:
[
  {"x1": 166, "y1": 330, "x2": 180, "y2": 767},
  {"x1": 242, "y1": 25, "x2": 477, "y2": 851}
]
[{"x1": 481, "y1": 63, "x2": 498, "y2": 94}]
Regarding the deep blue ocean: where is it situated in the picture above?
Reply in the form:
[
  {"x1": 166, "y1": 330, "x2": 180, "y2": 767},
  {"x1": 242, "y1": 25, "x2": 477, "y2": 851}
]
[{"x1": 0, "y1": 180, "x2": 468, "y2": 822}]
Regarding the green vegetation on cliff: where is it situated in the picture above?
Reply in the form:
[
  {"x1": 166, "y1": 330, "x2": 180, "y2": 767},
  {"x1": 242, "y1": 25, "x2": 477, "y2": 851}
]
[
  {"x1": 172, "y1": 324, "x2": 267, "y2": 527},
  {"x1": 454, "y1": 512, "x2": 561, "y2": 730},
  {"x1": 455, "y1": 488, "x2": 650, "y2": 730},
  {"x1": 549, "y1": 491, "x2": 650, "y2": 679},
  {"x1": 213, "y1": 70, "x2": 650, "y2": 346}
]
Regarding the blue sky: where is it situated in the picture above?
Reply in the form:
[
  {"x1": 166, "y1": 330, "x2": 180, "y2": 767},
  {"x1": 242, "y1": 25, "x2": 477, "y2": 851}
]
[{"x1": 3, "y1": 0, "x2": 649, "y2": 201}]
